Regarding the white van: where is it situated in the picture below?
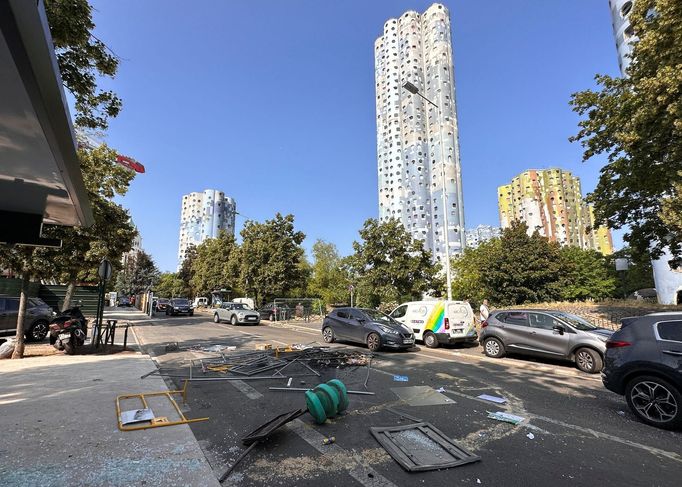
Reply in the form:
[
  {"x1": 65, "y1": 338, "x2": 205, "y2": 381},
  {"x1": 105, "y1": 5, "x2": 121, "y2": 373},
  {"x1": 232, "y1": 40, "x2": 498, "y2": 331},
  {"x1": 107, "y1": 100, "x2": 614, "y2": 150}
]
[{"x1": 389, "y1": 300, "x2": 477, "y2": 348}]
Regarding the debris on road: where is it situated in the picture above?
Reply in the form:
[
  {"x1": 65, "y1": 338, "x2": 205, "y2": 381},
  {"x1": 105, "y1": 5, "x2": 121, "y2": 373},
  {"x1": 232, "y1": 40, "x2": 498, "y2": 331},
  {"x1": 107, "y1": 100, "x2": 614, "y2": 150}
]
[
  {"x1": 477, "y1": 394, "x2": 507, "y2": 404},
  {"x1": 371, "y1": 422, "x2": 481, "y2": 472},
  {"x1": 487, "y1": 411, "x2": 525, "y2": 425},
  {"x1": 268, "y1": 386, "x2": 375, "y2": 395},
  {"x1": 527, "y1": 432, "x2": 535, "y2": 440},
  {"x1": 393, "y1": 375, "x2": 409, "y2": 382},
  {"x1": 386, "y1": 408, "x2": 423, "y2": 423},
  {"x1": 322, "y1": 436, "x2": 336, "y2": 445},
  {"x1": 391, "y1": 386, "x2": 456, "y2": 406}
]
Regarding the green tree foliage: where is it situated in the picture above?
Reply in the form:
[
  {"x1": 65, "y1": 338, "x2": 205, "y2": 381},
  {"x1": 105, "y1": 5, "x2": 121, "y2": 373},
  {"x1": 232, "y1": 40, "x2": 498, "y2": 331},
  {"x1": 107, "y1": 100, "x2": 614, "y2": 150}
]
[
  {"x1": 607, "y1": 247, "x2": 656, "y2": 297},
  {"x1": 451, "y1": 238, "x2": 502, "y2": 305},
  {"x1": 239, "y1": 213, "x2": 306, "y2": 305},
  {"x1": 308, "y1": 240, "x2": 350, "y2": 306},
  {"x1": 155, "y1": 273, "x2": 188, "y2": 298},
  {"x1": 557, "y1": 246, "x2": 617, "y2": 301},
  {"x1": 45, "y1": 0, "x2": 122, "y2": 129},
  {"x1": 347, "y1": 219, "x2": 441, "y2": 308},
  {"x1": 569, "y1": 0, "x2": 682, "y2": 260},
  {"x1": 177, "y1": 244, "x2": 197, "y2": 296},
  {"x1": 190, "y1": 232, "x2": 240, "y2": 297},
  {"x1": 115, "y1": 250, "x2": 159, "y2": 295}
]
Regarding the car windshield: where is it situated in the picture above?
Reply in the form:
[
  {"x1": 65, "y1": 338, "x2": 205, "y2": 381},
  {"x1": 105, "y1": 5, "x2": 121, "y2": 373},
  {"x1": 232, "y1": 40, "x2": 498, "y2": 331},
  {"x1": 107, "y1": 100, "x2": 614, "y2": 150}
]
[
  {"x1": 233, "y1": 303, "x2": 247, "y2": 310},
  {"x1": 362, "y1": 309, "x2": 398, "y2": 325},
  {"x1": 548, "y1": 312, "x2": 598, "y2": 330},
  {"x1": 173, "y1": 299, "x2": 189, "y2": 305},
  {"x1": 158, "y1": 299, "x2": 169, "y2": 303}
]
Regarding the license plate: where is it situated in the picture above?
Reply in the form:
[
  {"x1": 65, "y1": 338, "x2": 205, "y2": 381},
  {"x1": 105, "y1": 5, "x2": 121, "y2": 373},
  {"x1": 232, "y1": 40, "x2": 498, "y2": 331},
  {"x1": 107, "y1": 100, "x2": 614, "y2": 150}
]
[
  {"x1": 453, "y1": 328, "x2": 464, "y2": 333},
  {"x1": 403, "y1": 339, "x2": 414, "y2": 344},
  {"x1": 247, "y1": 316, "x2": 257, "y2": 320}
]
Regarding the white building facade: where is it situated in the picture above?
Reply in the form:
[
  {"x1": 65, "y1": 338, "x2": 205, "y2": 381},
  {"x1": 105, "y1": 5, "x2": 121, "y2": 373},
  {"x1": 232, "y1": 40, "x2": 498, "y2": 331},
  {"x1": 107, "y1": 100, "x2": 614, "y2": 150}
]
[
  {"x1": 609, "y1": 0, "x2": 635, "y2": 74},
  {"x1": 177, "y1": 190, "x2": 236, "y2": 269},
  {"x1": 374, "y1": 3, "x2": 465, "y2": 263},
  {"x1": 465, "y1": 225, "x2": 501, "y2": 249}
]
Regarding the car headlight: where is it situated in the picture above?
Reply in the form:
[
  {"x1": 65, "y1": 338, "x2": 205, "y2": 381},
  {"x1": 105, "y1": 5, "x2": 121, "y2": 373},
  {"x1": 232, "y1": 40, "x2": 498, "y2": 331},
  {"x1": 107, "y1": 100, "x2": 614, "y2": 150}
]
[
  {"x1": 238, "y1": 313, "x2": 245, "y2": 319},
  {"x1": 379, "y1": 325, "x2": 400, "y2": 335}
]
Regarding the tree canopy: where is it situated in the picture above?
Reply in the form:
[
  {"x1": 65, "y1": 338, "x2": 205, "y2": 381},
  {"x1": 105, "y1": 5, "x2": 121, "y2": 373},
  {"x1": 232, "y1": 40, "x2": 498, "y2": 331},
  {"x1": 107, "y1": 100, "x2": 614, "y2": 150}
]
[
  {"x1": 569, "y1": 0, "x2": 682, "y2": 260},
  {"x1": 190, "y1": 231, "x2": 240, "y2": 297},
  {"x1": 347, "y1": 218, "x2": 442, "y2": 308},
  {"x1": 308, "y1": 240, "x2": 350, "y2": 306},
  {"x1": 115, "y1": 250, "x2": 160, "y2": 295},
  {"x1": 155, "y1": 273, "x2": 189, "y2": 299}
]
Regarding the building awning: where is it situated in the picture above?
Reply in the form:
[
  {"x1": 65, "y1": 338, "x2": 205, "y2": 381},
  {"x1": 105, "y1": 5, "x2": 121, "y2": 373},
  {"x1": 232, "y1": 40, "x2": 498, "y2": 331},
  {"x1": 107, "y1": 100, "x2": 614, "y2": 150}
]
[{"x1": 0, "y1": 0, "x2": 93, "y2": 246}]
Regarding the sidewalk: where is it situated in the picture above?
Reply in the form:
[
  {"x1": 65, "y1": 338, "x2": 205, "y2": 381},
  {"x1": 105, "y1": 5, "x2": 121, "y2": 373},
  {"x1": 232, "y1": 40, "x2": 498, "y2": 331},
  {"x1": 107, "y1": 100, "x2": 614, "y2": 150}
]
[{"x1": 0, "y1": 308, "x2": 219, "y2": 487}]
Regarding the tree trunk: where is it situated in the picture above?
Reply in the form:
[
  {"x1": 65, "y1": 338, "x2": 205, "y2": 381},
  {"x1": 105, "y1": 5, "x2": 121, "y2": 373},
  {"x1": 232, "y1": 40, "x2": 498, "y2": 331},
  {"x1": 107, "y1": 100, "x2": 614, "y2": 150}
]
[
  {"x1": 11, "y1": 272, "x2": 30, "y2": 359},
  {"x1": 62, "y1": 279, "x2": 77, "y2": 311}
]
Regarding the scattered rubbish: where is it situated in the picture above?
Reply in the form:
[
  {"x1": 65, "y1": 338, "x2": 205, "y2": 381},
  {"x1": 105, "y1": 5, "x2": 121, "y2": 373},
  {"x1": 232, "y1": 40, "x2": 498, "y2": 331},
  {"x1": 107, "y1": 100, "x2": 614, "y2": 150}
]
[
  {"x1": 115, "y1": 380, "x2": 209, "y2": 431},
  {"x1": 386, "y1": 408, "x2": 423, "y2": 423},
  {"x1": 287, "y1": 378, "x2": 293, "y2": 387},
  {"x1": 165, "y1": 342, "x2": 179, "y2": 352},
  {"x1": 255, "y1": 344, "x2": 273, "y2": 350},
  {"x1": 269, "y1": 387, "x2": 375, "y2": 395},
  {"x1": 436, "y1": 387, "x2": 446, "y2": 393},
  {"x1": 305, "y1": 379, "x2": 350, "y2": 424},
  {"x1": 364, "y1": 356, "x2": 373, "y2": 389},
  {"x1": 322, "y1": 436, "x2": 336, "y2": 445},
  {"x1": 617, "y1": 410, "x2": 626, "y2": 416},
  {"x1": 487, "y1": 411, "x2": 525, "y2": 425},
  {"x1": 477, "y1": 479, "x2": 481, "y2": 484},
  {"x1": 394, "y1": 375, "x2": 409, "y2": 382},
  {"x1": 477, "y1": 394, "x2": 507, "y2": 404},
  {"x1": 526, "y1": 432, "x2": 535, "y2": 440},
  {"x1": 120, "y1": 408, "x2": 155, "y2": 425},
  {"x1": 391, "y1": 386, "x2": 456, "y2": 406},
  {"x1": 300, "y1": 381, "x2": 306, "y2": 385},
  {"x1": 371, "y1": 422, "x2": 481, "y2": 472}
]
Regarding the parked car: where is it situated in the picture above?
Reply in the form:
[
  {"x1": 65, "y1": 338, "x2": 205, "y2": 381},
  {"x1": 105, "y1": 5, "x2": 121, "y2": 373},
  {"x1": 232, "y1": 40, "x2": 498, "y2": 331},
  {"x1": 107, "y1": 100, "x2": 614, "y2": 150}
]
[
  {"x1": 602, "y1": 313, "x2": 682, "y2": 429},
  {"x1": 117, "y1": 296, "x2": 131, "y2": 307},
  {"x1": 479, "y1": 309, "x2": 613, "y2": 373},
  {"x1": 193, "y1": 297, "x2": 209, "y2": 308},
  {"x1": 389, "y1": 300, "x2": 477, "y2": 348},
  {"x1": 166, "y1": 298, "x2": 194, "y2": 316},
  {"x1": 213, "y1": 302, "x2": 260, "y2": 325},
  {"x1": 257, "y1": 303, "x2": 291, "y2": 321},
  {"x1": 154, "y1": 298, "x2": 170, "y2": 312},
  {"x1": 0, "y1": 296, "x2": 55, "y2": 342},
  {"x1": 321, "y1": 307, "x2": 415, "y2": 352}
]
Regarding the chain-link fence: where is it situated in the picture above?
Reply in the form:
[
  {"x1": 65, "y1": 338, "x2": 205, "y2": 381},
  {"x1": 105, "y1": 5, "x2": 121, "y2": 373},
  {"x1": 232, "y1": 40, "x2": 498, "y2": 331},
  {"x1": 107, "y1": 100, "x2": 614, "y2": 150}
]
[{"x1": 272, "y1": 298, "x2": 324, "y2": 322}]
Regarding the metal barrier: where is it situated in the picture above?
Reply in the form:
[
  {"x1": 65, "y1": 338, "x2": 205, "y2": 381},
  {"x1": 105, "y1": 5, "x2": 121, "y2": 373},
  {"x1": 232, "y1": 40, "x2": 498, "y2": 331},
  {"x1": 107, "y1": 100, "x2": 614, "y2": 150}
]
[{"x1": 91, "y1": 319, "x2": 130, "y2": 350}]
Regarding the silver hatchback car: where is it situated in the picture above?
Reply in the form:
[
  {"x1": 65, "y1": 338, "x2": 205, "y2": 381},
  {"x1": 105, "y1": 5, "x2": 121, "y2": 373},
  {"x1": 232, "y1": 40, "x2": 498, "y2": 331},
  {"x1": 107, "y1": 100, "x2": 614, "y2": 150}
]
[{"x1": 479, "y1": 309, "x2": 613, "y2": 373}]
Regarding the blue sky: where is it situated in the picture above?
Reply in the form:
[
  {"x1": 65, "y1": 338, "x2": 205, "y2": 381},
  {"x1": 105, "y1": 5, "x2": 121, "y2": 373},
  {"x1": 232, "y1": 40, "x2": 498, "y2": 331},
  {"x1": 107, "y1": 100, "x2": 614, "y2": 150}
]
[{"x1": 89, "y1": 0, "x2": 622, "y2": 272}]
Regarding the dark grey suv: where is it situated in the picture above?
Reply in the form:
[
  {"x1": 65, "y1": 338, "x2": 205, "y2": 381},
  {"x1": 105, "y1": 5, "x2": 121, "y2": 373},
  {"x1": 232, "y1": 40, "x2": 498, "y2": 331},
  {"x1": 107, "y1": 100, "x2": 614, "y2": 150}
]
[
  {"x1": 602, "y1": 313, "x2": 682, "y2": 429},
  {"x1": 321, "y1": 307, "x2": 415, "y2": 352},
  {"x1": 0, "y1": 296, "x2": 55, "y2": 341},
  {"x1": 480, "y1": 310, "x2": 613, "y2": 373}
]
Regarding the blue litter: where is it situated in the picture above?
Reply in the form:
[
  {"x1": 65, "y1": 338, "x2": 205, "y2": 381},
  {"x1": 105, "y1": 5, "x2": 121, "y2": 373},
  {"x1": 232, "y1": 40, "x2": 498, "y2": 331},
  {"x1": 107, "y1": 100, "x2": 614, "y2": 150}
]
[{"x1": 393, "y1": 375, "x2": 409, "y2": 382}]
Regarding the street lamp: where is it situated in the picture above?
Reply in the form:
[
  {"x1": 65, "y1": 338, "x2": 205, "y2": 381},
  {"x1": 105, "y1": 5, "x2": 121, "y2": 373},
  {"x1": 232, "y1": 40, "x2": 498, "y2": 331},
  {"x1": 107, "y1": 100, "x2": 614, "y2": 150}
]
[{"x1": 403, "y1": 81, "x2": 453, "y2": 300}]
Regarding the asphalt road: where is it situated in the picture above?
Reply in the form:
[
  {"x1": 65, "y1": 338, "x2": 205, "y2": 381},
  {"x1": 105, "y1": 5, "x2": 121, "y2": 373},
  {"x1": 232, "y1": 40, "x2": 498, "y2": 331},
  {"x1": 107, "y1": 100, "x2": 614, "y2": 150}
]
[{"x1": 128, "y1": 311, "x2": 682, "y2": 487}]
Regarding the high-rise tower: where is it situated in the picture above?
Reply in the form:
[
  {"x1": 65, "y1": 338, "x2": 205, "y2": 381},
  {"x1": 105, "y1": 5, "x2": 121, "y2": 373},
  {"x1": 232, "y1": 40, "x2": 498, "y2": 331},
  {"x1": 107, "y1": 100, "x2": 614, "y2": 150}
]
[
  {"x1": 609, "y1": 0, "x2": 635, "y2": 74},
  {"x1": 374, "y1": 3, "x2": 465, "y2": 263},
  {"x1": 177, "y1": 190, "x2": 236, "y2": 269}
]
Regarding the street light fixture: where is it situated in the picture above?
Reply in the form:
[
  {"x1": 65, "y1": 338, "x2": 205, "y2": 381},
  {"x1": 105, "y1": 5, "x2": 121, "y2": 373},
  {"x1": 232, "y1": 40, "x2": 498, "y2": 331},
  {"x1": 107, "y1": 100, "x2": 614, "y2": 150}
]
[{"x1": 402, "y1": 81, "x2": 453, "y2": 301}]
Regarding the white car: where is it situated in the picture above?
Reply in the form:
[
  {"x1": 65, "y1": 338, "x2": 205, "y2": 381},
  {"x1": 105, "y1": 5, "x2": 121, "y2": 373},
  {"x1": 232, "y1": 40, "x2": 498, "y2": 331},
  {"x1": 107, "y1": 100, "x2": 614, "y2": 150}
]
[
  {"x1": 213, "y1": 302, "x2": 260, "y2": 325},
  {"x1": 389, "y1": 300, "x2": 477, "y2": 348}
]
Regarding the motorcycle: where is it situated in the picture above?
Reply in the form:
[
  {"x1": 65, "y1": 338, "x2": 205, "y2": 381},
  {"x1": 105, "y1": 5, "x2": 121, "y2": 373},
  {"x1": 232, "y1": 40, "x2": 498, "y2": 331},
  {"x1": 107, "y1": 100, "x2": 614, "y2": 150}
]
[{"x1": 49, "y1": 305, "x2": 88, "y2": 355}]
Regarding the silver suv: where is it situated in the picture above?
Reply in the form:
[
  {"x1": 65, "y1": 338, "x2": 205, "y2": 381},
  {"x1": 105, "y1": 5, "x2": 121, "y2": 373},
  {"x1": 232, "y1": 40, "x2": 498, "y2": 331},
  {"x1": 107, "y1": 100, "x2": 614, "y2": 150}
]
[{"x1": 479, "y1": 309, "x2": 613, "y2": 373}]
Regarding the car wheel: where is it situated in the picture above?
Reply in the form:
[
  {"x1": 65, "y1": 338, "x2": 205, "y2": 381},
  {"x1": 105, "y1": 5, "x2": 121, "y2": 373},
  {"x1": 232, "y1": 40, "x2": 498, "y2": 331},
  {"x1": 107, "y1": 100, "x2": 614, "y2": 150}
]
[
  {"x1": 189, "y1": 311, "x2": 194, "y2": 316},
  {"x1": 367, "y1": 332, "x2": 381, "y2": 352},
  {"x1": 26, "y1": 320, "x2": 49, "y2": 342},
  {"x1": 423, "y1": 331, "x2": 439, "y2": 349},
  {"x1": 213, "y1": 313, "x2": 220, "y2": 323},
  {"x1": 165, "y1": 309, "x2": 169, "y2": 316},
  {"x1": 231, "y1": 315, "x2": 238, "y2": 325},
  {"x1": 625, "y1": 375, "x2": 682, "y2": 430},
  {"x1": 575, "y1": 347, "x2": 602, "y2": 374},
  {"x1": 322, "y1": 326, "x2": 335, "y2": 343},
  {"x1": 483, "y1": 337, "x2": 505, "y2": 358}
]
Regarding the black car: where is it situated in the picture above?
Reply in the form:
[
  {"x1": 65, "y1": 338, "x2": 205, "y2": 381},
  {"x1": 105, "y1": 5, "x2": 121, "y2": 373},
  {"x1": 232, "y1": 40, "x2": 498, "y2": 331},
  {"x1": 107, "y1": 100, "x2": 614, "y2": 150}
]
[
  {"x1": 166, "y1": 298, "x2": 194, "y2": 316},
  {"x1": 0, "y1": 296, "x2": 55, "y2": 341},
  {"x1": 257, "y1": 303, "x2": 291, "y2": 321},
  {"x1": 154, "y1": 298, "x2": 170, "y2": 312},
  {"x1": 117, "y1": 296, "x2": 131, "y2": 307},
  {"x1": 602, "y1": 313, "x2": 682, "y2": 429},
  {"x1": 321, "y1": 307, "x2": 414, "y2": 352}
]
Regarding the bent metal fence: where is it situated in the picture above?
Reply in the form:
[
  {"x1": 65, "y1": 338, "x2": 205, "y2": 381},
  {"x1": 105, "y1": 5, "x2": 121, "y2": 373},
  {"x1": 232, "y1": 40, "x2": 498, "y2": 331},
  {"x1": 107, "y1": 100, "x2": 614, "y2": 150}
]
[{"x1": 272, "y1": 298, "x2": 324, "y2": 322}]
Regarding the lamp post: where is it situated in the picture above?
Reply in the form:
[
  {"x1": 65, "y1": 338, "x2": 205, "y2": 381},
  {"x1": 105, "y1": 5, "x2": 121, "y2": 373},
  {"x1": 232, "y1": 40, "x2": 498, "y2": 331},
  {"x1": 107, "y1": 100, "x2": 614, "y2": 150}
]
[{"x1": 403, "y1": 81, "x2": 453, "y2": 300}]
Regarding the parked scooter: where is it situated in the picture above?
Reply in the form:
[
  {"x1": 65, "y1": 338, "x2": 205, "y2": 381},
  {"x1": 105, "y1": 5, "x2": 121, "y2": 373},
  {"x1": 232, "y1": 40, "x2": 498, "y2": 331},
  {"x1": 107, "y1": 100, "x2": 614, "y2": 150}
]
[{"x1": 49, "y1": 304, "x2": 88, "y2": 355}]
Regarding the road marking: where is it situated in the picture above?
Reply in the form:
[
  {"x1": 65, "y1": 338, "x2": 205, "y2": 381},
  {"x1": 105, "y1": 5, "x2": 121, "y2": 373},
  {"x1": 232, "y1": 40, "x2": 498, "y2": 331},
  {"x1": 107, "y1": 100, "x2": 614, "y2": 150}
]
[{"x1": 228, "y1": 380, "x2": 263, "y2": 400}]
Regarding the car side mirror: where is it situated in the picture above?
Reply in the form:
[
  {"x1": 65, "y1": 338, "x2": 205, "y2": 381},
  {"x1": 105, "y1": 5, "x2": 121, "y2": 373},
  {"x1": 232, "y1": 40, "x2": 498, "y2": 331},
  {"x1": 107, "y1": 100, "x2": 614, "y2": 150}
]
[
  {"x1": 552, "y1": 325, "x2": 565, "y2": 335},
  {"x1": 357, "y1": 318, "x2": 366, "y2": 323}
]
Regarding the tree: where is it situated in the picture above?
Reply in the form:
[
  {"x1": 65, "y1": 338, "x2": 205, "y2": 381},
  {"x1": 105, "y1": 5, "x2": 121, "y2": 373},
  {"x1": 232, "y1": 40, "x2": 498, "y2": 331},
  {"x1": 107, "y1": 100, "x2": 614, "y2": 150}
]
[
  {"x1": 239, "y1": 214, "x2": 306, "y2": 305},
  {"x1": 308, "y1": 240, "x2": 350, "y2": 306},
  {"x1": 569, "y1": 0, "x2": 682, "y2": 260},
  {"x1": 190, "y1": 232, "x2": 240, "y2": 298},
  {"x1": 178, "y1": 244, "x2": 197, "y2": 296},
  {"x1": 155, "y1": 273, "x2": 188, "y2": 298},
  {"x1": 557, "y1": 246, "x2": 617, "y2": 301},
  {"x1": 347, "y1": 219, "x2": 441, "y2": 308},
  {"x1": 607, "y1": 247, "x2": 656, "y2": 297},
  {"x1": 45, "y1": 0, "x2": 122, "y2": 129},
  {"x1": 450, "y1": 238, "x2": 502, "y2": 306},
  {"x1": 479, "y1": 222, "x2": 564, "y2": 306},
  {"x1": 115, "y1": 250, "x2": 159, "y2": 295}
]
